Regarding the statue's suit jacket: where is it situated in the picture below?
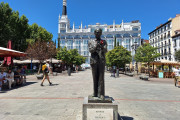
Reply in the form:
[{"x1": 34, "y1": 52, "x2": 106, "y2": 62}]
[{"x1": 88, "y1": 39, "x2": 107, "y2": 65}]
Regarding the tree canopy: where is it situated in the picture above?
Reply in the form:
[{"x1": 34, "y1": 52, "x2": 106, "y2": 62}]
[
  {"x1": 0, "y1": 2, "x2": 30, "y2": 51},
  {"x1": 0, "y1": 2, "x2": 53, "y2": 52},
  {"x1": 135, "y1": 43, "x2": 160, "y2": 63},
  {"x1": 57, "y1": 47, "x2": 85, "y2": 66},
  {"x1": 135, "y1": 43, "x2": 160, "y2": 76},
  {"x1": 106, "y1": 46, "x2": 132, "y2": 68}
]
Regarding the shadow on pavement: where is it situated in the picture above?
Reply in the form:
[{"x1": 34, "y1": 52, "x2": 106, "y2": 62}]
[
  {"x1": 1, "y1": 82, "x2": 37, "y2": 93},
  {"x1": 119, "y1": 115, "x2": 134, "y2": 120},
  {"x1": 50, "y1": 84, "x2": 59, "y2": 86}
]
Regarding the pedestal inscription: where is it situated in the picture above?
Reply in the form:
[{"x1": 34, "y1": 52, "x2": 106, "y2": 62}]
[
  {"x1": 87, "y1": 109, "x2": 113, "y2": 120},
  {"x1": 83, "y1": 97, "x2": 118, "y2": 120}
]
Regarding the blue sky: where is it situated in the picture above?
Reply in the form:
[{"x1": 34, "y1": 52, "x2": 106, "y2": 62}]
[{"x1": 1, "y1": 0, "x2": 180, "y2": 41}]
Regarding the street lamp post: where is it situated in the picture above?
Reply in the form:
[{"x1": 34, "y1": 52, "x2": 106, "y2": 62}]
[{"x1": 131, "y1": 42, "x2": 139, "y2": 74}]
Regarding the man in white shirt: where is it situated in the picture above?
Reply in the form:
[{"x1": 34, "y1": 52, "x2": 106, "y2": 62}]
[
  {"x1": 173, "y1": 66, "x2": 180, "y2": 87},
  {"x1": 6, "y1": 69, "x2": 14, "y2": 89}
]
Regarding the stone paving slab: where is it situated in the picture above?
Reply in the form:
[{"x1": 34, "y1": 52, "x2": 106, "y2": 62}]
[{"x1": 0, "y1": 70, "x2": 180, "y2": 120}]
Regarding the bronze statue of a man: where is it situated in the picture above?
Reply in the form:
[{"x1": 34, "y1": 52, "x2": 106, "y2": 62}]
[{"x1": 88, "y1": 28, "x2": 107, "y2": 100}]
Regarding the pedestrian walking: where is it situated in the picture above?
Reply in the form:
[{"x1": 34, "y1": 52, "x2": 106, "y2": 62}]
[
  {"x1": 173, "y1": 66, "x2": 180, "y2": 88},
  {"x1": 40, "y1": 61, "x2": 52, "y2": 86}
]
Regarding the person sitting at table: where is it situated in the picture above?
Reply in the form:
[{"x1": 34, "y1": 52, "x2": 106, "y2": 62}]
[
  {"x1": 173, "y1": 66, "x2": 180, "y2": 87},
  {"x1": 14, "y1": 69, "x2": 22, "y2": 85},
  {"x1": 0, "y1": 68, "x2": 7, "y2": 90},
  {"x1": 6, "y1": 69, "x2": 14, "y2": 89}
]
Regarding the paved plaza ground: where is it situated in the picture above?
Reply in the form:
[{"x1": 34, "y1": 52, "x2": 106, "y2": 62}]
[{"x1": 0, "y1": 69, "x2": 180, "y2": 120}]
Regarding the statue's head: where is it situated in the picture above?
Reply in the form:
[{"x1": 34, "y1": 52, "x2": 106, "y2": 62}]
[{"x1": 94, "y1": 28, "x2": 102, "y2": 39}]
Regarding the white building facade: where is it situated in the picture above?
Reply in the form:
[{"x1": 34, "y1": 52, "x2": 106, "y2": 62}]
[
  {"x1": 172, "y1": 30, "x2": 180, "y2": 61},
  {"x1": 58, "y1": 0, "x2": 141, "y2": 64},
  {"x1": 149, "y1": 14, "x2": 180, "y2": 62}
]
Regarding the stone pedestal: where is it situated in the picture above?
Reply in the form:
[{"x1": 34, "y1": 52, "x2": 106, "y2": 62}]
[{"x1": 82, "y1": 97, "x2": 118, "y2": 120}]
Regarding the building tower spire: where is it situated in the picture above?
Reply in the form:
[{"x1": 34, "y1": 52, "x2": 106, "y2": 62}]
[{"x1": 62, "y1": 0, "x2": 67, "y2": 15}]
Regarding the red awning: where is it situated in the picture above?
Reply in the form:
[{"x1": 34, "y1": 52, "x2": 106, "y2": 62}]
[{"x1": 0, "y1": 47, "x2": 26, "y2": 57}]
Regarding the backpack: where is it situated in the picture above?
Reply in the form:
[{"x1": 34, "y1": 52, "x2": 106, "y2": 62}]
[{"x1": 42, "y1": 64, "x2": 47, "y2": 71}]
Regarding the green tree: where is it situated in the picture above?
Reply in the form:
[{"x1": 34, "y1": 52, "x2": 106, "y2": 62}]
[
  {"x1": 135, "y1": 43, "x2": 160, "y2": 76},
  {"x1": 175, "y1": 49, "x2": 180, "y2": 61},
  {"x1": 117, "y1": 41, "x2": 119, "y2": 46},
  {"x1": 27, "y1": 23, "x2": 53, "y2": 44},
  {"x1": 0, "y1": 2, "x2": 53, "y2": 52},
  {"x1": 106, "y1": 46, "x2": 132, "y2": 69},
  {"x1": 57, "y1": 48, "x2": 85, "y2": 66},
  {"x1": 0, "y1": 2, "x2": 30, "y2": 51}
]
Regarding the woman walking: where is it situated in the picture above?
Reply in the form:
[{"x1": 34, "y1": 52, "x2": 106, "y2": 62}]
[{"x1": 41, "y1": 61, "x2": 52, "y2": 86}]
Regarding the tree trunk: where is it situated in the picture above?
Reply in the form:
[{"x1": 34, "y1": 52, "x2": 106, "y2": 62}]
[
  {"x1": 116, "y1": 68, "x2": 119, "y2": 77},
  {"x1": 67, "y1": 66, "x2": 71, "y2": 76},
  {"x1": 148, "y1": 62, "x2": 150, "y2": 77},
  {"x1": 124, "y1": 64, "x2": 126, "y2": 74},
  {"x1": 38, "y1": 63, "x2": 42, "y2": 75}
]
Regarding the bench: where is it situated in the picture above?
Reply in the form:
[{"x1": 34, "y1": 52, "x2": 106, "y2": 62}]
[{"x1": 139, "y1": 75, "x2": 149, "y2": 80}]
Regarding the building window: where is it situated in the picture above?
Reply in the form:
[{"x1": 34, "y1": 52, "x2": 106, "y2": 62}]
[
  {"x1": 107, "y1": 34, "x2": 113, "y2": 38},
  {"x1": 116, "y1": 34, "x2": 122, "y2": 38},
  {"x1": 107, "y1": 39, "x2": 113, "y2": 45},
  {"x1": 83, "y1": 40, "x2": 88, "y2": 45},
  {"x1": 168, "y1": 31, "x2": 170, "y2": 37},
  {"x1": 117, "y1": 39, "x2": 122, "y2": 45},
  {"x1": 75, "y1": 40, "x2": 81, "y2": 45},
  {"x1": 169, "y1": 56, "x2": 171, "y2": 61},
  {"x1": 60, "y1": 40, "x2": 65, "y2": 45},
  {"x1": 67, "y1": 40, "x2": 73, "y2": 46},
  {"x1": 60, "y1": 30, "x2": 66, "y2": 33},
  {"x1": 168, "y1": 24, "x2": 170, "y2": 29},
  {"x1": 123, "y1": 33, "x2": 131, "y2": 38},
  {"x1": 132, "y1": 27, "x2": 139, "y2": 31},
  {"x1": 174, "y1": 39, "x2": 176, "y2": 47},
  {"x1": 132, "y1": 33, "x2": 138, "y2": 37},
  {"x1": 60, "y1": 35, "x2": 65, "y2": 39},
  {"x1": 169, "y1": 39, "x2": 171, "y2": 45},
  {"x1": 101, "y1": 35, "x2": 105, "y2": 38},
  {"x1": 82, "y1": 35, "x2": 89, "y2": 39},
  {"x1": 74, "y1": 35, "x2": 81, "y2": 39},
  {"x1": 161, "y1": 35, "x2": 163, "y2": 40},
  {"x1": 66, "y1": 35, "x2": 73, "y2": 39},
  {"x1": 161, "y1": 50, "x2": 163, "y2": 55},
  {"x1": 164, "y1": 33, "x2": 166, "y2": 39},
  {"x1": 90, "y1": 35, "x2": 95, "y2": 38}
]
